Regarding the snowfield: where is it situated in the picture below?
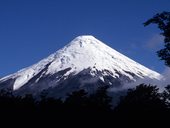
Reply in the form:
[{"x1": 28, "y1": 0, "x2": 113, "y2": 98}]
[{"x1": 0, "y1": 35, "x2": 161, "y2": 93}]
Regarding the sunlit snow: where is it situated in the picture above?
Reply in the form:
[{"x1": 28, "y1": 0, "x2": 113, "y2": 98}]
[{"x1": 0, "y1": 35, "x2": 162, "y2": 90}]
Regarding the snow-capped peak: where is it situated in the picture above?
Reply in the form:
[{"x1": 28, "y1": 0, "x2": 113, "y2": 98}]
[
  {"x1": 0, "y1": 35, "x2": 162, "y2": 91},
  {"x1": 74, "y1": 35, "x2": 96, "y2": 40}
]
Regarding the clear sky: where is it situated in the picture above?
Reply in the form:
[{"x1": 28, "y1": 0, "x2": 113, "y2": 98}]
[{"x1": 0, "y1": 0, "x2": 170, "y2": 77}]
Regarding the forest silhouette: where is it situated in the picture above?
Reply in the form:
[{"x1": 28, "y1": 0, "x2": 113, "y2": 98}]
[{"x1": 0, "y1": 84, "x2": 169, "y2": 127}]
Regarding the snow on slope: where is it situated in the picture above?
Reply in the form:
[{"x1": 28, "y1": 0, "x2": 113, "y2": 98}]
[{"x1": 0, "y1": 35, "x2": 161, "y2": 90}]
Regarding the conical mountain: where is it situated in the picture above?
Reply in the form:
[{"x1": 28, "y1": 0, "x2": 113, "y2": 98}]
[{"x1": 0, "y1": 35, "x2": 161, "y2": 97}]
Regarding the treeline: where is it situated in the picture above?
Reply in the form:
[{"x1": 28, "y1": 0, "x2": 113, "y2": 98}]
[{"x1": 0, "y1": 84, "x2": 169, "y2": 127}]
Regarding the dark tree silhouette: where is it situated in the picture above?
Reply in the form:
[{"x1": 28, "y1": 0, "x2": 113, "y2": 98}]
[
  {"x1": 63, "y1": 86, "x2": 113, "y2": 125},
  {"x1": 162, "y1": 85, "x2": 170, "y2": 107},
  {"x1": 114, "y1": 84, "x2": 168, "y2": 127},
  {"x1": 88, "y1": 86, "x2": 112, "y2": 113},
  {"x1": 0, "y1": 84, "x2": 170, "y2": 127},
  {"x1": 115, "y1": 84, "x2": 161, "y2": 111},
  {"x1": 64, "y1": 89, "x2": 89, "y2": 115},
  {"x1": 144, "y1": 11, "x2": 170, "y2": 66}
]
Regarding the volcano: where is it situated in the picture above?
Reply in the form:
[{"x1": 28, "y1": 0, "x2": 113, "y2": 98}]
[{"x1": 0, "y1": 35, "x2": 161, "y2": 97}]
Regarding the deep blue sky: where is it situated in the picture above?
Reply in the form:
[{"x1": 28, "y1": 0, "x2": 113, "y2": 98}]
[{"x1": 0, "y1": 0, "x2": 170, "y2": 77}]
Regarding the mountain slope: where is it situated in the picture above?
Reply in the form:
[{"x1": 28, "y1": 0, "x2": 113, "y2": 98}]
[{"x1": 0, "y1": 35, "x2": 161, "y2": 96}]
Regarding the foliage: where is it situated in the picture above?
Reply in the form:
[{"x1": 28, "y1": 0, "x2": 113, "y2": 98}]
[
  {"x1": 162, "y1": 85, "x2": 170, "y2": 106},
  {"x1": 0, "y1": 84, "x2": 170, "y2": 127},
  {"x1": 114, "y1": 84, "x2": 168, "y2": 127},
  {"x1": 144, "y1": 11, "x2": 170, "y2": 66},
  {"x1": 115, "y1": 84, "x2": 166, "y2": 112}
]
